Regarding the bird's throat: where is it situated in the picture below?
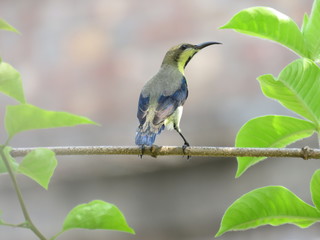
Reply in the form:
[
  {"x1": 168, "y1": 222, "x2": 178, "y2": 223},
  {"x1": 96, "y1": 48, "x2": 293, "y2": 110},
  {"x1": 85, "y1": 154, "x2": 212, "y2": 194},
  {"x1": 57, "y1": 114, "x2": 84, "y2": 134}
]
[{"x1": 177, "y1": 50, "x2": 198, "y2": 74}]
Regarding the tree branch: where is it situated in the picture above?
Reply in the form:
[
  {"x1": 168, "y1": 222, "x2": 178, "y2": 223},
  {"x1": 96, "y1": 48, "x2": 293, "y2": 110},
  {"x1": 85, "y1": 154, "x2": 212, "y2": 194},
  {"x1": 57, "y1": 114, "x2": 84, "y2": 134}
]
[{"x1": 10, "y1": 146, "x2": 320, "y2": 160}]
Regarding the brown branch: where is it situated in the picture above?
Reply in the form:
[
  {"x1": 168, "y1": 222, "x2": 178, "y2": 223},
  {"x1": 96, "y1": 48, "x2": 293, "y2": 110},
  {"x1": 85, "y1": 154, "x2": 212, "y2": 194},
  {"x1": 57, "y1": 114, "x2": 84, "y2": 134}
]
[{"x1": 9, "y1": 145, "x2": 320, "y2": 160}]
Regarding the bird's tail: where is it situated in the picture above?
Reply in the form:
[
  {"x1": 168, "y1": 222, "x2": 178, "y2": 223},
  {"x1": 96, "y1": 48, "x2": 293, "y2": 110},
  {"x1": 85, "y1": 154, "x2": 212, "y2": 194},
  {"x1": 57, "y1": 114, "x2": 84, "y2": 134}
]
[{"x1": 135, "y1": 123, "x2": 164, "y2": 146}]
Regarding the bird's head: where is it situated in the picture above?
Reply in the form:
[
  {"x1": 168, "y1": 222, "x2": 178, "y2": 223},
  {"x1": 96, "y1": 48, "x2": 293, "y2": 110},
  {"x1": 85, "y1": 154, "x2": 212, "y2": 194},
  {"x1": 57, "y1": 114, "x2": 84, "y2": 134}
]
[{"x1": 161, "y1": 42, "x2": 221, "y2": 73}]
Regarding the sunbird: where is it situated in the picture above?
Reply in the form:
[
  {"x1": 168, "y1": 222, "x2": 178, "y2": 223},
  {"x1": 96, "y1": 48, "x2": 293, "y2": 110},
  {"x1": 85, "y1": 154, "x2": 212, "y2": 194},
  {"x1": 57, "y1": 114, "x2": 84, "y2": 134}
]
[{"x1": 135, "y1": 42, "x2": 221, "y2": 151}]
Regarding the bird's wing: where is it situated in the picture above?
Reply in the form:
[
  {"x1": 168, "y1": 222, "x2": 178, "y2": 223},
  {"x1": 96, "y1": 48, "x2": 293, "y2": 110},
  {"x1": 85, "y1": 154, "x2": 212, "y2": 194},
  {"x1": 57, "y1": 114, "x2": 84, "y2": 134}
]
[
  {"x1": 137, "y1": 94, "x2": 150, "y2": 126},
  {"x1": 153, "y1": 77, "x2": 188, "y2": 125}
]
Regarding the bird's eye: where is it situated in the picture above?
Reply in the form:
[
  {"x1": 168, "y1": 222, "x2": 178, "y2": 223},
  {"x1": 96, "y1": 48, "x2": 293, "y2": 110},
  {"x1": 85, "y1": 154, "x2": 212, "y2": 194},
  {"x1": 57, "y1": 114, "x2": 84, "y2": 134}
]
[{"x1": 180, "y1": 44, "x2": 188, "y2": 50}]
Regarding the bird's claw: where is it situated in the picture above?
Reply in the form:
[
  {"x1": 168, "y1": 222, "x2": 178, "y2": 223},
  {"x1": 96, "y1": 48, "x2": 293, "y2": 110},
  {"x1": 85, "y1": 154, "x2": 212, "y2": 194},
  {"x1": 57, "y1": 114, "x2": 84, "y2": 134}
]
[
  {"x1": 139, "y1": 145, "x2": 145, "y2": 158},
  {"x1": 182, "y1": 142, "x2": 191, "y2": 159}
]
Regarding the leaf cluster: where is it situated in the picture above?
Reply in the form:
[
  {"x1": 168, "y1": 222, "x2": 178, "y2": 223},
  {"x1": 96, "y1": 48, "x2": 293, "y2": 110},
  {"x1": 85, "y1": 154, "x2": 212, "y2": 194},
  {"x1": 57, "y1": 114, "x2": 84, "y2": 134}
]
[
  {"x1": 0, "y1": 21, "x2": 134, "y2": 239},
  {"x1": 217, "y1": 0, "x2": 320, "y2": 236}
]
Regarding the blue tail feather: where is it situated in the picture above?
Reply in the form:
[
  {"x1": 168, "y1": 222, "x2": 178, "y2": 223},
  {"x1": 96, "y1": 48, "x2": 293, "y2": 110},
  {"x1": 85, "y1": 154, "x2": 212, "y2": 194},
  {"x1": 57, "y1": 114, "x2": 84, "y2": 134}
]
[
  {"x1": 135, "y1": 131, "x2": 156, "y2": 146},
  {"x1": 135, "y1": 124, "x2": 164, "y2": 146}
]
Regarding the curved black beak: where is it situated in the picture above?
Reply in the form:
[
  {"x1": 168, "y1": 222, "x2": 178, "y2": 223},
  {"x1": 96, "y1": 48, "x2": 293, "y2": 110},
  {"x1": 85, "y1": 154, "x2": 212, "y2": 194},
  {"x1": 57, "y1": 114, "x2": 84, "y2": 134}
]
[{"x1": 196, "y1": 41, "x2": 222, "y2": 49}]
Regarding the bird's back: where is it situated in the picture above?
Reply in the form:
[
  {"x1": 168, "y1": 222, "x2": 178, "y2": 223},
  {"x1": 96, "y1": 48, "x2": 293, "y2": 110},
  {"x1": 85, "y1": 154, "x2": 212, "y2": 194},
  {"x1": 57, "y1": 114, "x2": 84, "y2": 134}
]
[
  {"x1": 136, "y1": 65, "x2": 186, "y2": 146},
  {"x1": 141, "y1": 65, "x2": 184, "y2": 98}
]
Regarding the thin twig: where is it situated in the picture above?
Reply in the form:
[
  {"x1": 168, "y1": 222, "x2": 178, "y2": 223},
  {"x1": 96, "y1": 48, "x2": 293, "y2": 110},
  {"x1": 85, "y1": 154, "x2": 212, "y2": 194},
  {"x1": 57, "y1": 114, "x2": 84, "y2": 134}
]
[
  {"x1": 10, "y1": 145, "x2": 320, "y2": 160},
  {"x1": 0, "y1": 147, "x2": 47, "y2": 240}
]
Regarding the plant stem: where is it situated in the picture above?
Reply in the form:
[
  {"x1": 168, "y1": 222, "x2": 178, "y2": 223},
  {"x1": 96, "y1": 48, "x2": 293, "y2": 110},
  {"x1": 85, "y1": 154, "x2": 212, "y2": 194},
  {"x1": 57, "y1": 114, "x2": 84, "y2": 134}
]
[{"x1": 0, "y1": 146, "x2": 47, "y2": 240}]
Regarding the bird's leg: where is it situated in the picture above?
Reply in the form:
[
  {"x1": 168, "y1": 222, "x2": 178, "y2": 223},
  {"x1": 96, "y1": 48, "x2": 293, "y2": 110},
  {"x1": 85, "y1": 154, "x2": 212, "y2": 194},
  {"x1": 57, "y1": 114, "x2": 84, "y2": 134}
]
[
  {"x1": 174, "y1": 124, "x2": 190, "y2": 159},
  {"x1": 139, "y1": 145, "x2": 145, "y2": 158}
]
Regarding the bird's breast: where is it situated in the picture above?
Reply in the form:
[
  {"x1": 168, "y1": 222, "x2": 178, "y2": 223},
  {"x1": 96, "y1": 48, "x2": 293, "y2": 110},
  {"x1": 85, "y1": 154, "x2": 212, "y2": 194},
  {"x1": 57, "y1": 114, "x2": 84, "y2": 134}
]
[{"x1": 164, "y1": 106, "x2": 183, "y2": 130}]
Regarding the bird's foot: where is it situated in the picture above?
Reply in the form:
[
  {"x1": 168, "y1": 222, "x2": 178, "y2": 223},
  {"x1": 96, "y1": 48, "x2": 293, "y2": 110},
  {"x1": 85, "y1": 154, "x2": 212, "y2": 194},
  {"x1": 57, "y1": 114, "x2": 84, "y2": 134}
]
[
  {"x1": 150, "y1": 145, "x2": 159, "y2": 158},
  {"x1": 182, "y1": 142, "x2": 191, "y2": 159},
  {"x1": 139, "y1": 145, "x2": 159, "y2": 158},
  {"x1": 139, "y1": 145, "x2": 145, "y2": 158}
]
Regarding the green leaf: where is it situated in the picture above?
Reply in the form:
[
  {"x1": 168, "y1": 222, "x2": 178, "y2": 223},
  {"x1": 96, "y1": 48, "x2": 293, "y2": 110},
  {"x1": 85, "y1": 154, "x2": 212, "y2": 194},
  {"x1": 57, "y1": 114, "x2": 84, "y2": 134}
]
[
  {"x1": 310, "y1": 169, "x2": 320, "y2": 210},
  {"x1": 235, "y1": 115, "x2": 315, "y2": 177},
  {"x1": 220, "y1": 7, "x2": 309, "y2": 58},
  {"x1": 0, "y1": 62, "x2": 25, "y2": 103},
  {"x1": 61, "y1": 200, "x2": 135, "y2": 234},
  {"x1": 5, "y1": 104, "x2": 98, "y2": 138},
  {"x1": 302, "y1": 0, "x2": 320, "y2": 61},
  {"x1": 18, "y1": 148, "x2": 57, "y2": 189},
  {"x1": 0, "y1": 146, "x2": 18, "y2": 174},
  {"x1": 301, "y1": 13, "x2": 309, "y2": 33},
  {"x1": 0, "y1": 19, "x2": 19, "y2": 33},
  {"x1": 258, "y1": 58, "x2": 320, "y2": 125},
  {"x1": 216, "y1": 186, "x2": 320, "y2": 237}
]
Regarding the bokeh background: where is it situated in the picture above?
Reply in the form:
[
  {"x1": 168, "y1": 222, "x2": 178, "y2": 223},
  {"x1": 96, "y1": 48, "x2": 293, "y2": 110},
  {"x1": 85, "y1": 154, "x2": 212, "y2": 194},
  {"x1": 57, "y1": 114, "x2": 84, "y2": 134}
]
[{"x1": 0, "y1": 0, "x2": 319, "y2": 239}]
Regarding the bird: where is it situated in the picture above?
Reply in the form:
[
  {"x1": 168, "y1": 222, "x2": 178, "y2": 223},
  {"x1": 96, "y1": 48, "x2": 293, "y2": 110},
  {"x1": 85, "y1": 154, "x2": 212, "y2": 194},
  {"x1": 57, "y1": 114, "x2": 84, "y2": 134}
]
[{"x1": 135, "y1": 41, "x2": 221, "y2": 153}]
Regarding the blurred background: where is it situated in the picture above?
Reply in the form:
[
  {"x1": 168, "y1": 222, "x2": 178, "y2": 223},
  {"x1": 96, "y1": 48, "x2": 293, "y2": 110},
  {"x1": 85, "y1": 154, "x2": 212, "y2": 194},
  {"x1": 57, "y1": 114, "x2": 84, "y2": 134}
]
[{"x1": 0, "y1": 0, "x2": 319, "y2": 239}]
